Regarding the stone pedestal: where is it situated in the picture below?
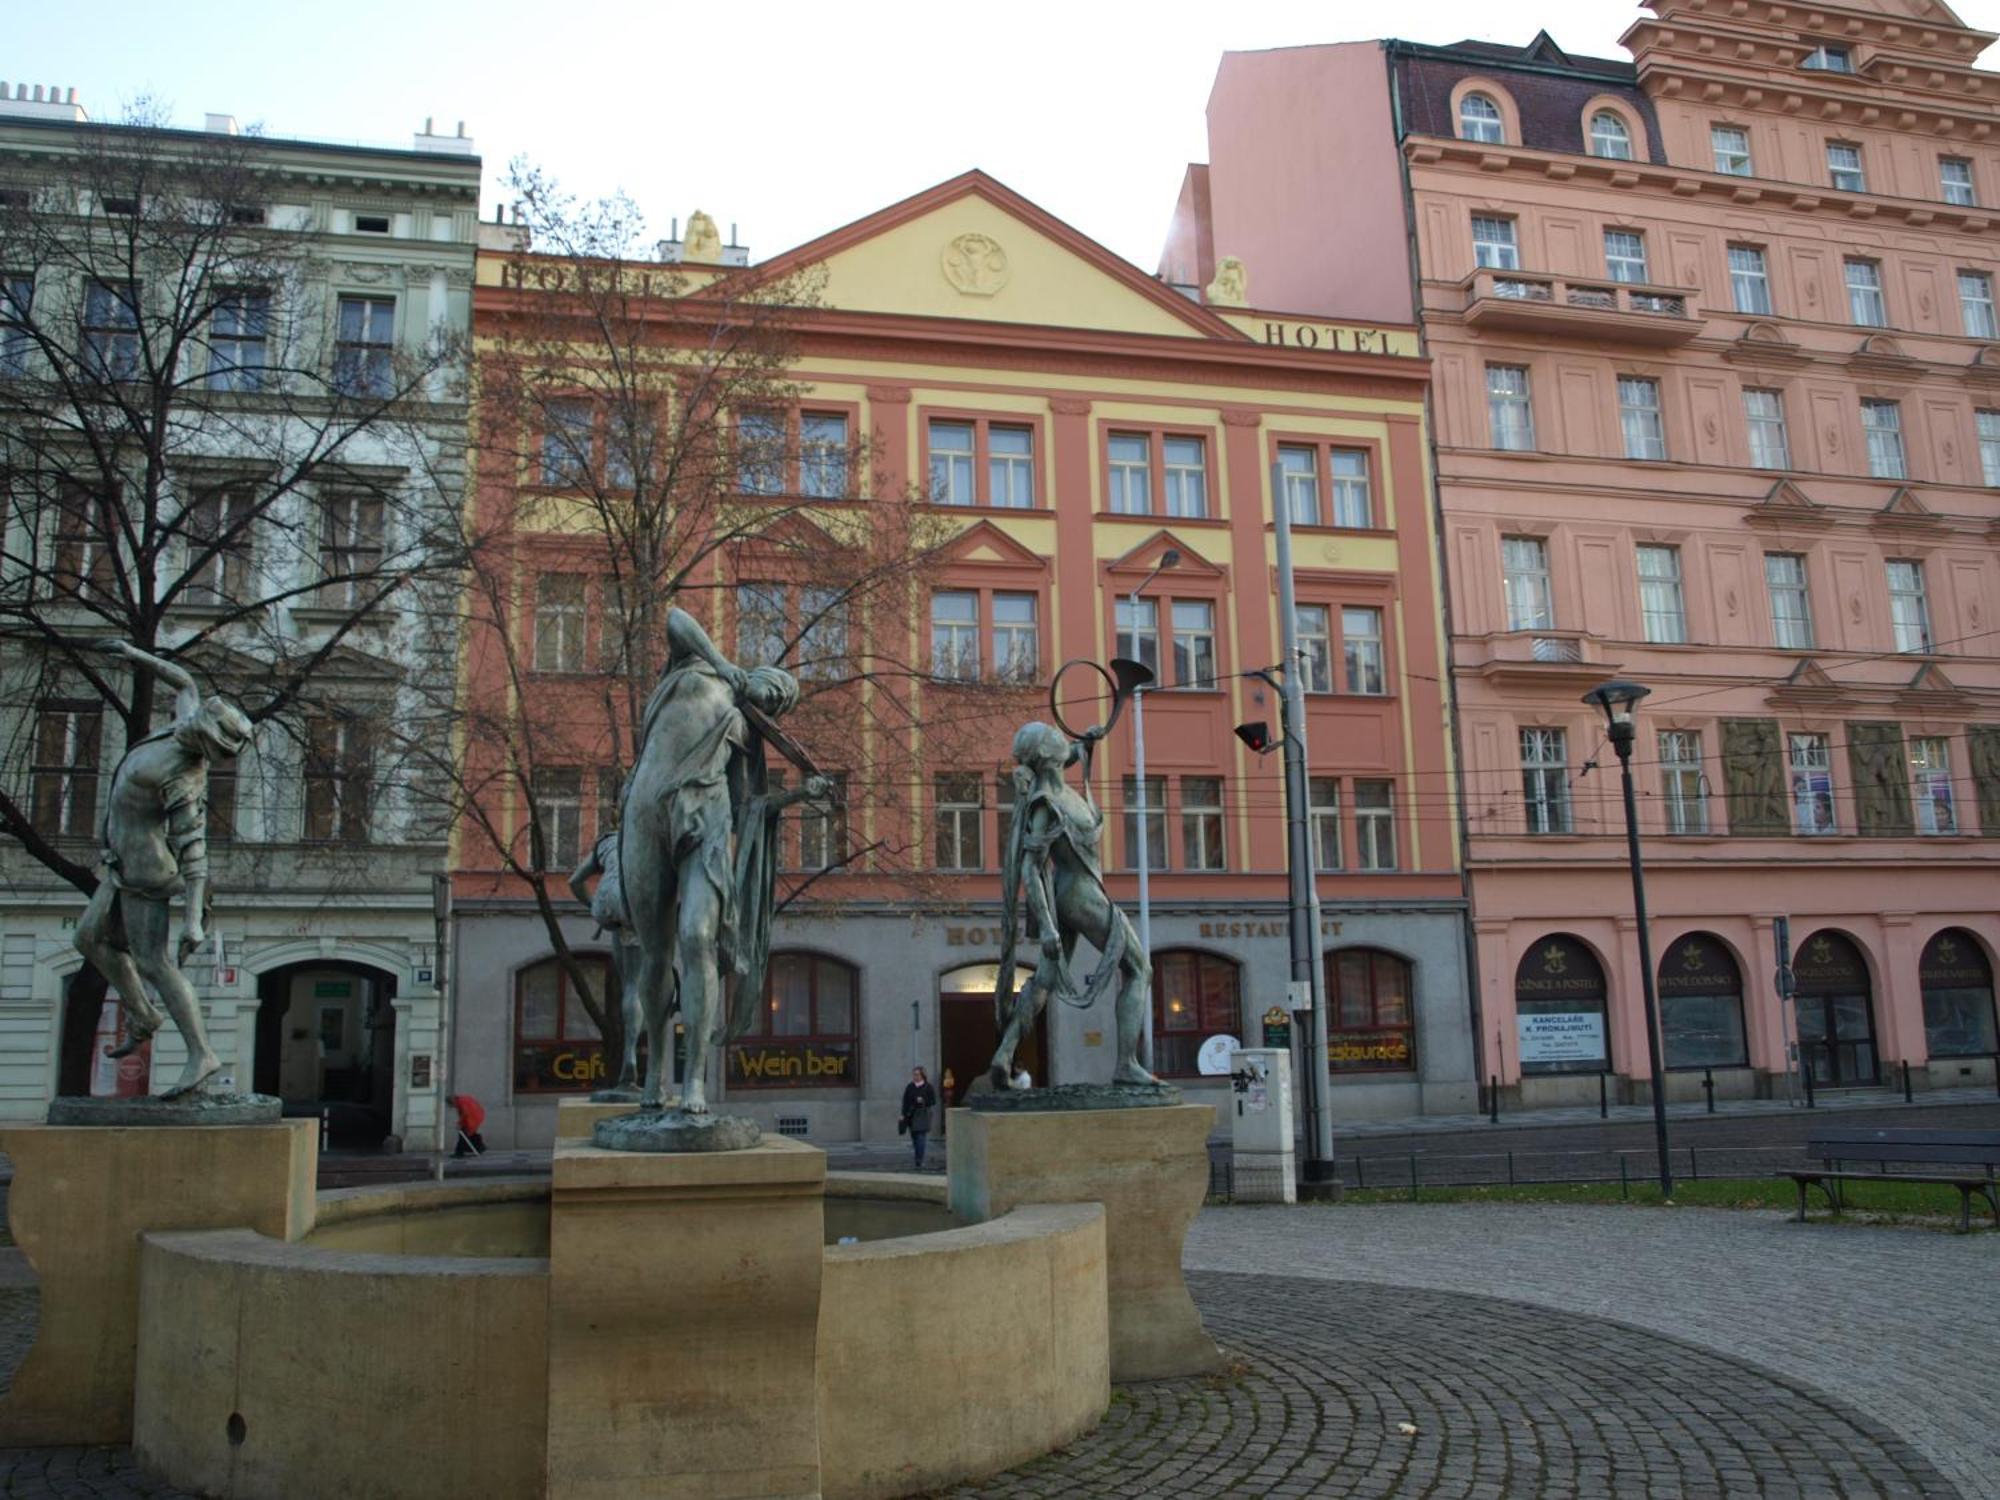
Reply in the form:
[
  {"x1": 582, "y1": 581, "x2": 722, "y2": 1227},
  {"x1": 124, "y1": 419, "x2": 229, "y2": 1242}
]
[
  {"x1": 0, "y1": 1118, "x2": 316, "y2": 1445},
  {"x1": 546, "y1": 1130, "x2": 826, "y2": 1500},
  {"x1": 553, "y1": 1098, "x2": 640, "y2": 1139},
  {"x1": 947, "y1": 1103, "x2": 1219, "y2": 1381}
]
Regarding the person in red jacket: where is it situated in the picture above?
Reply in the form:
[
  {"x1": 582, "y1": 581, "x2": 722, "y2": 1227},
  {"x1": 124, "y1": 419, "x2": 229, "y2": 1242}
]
[{"x1": 448, "y1": 1093, "x2": 487, "y2": 1157}]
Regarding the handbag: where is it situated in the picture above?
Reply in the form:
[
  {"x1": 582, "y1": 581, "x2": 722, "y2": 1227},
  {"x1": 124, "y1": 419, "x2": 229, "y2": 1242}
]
[{"x1": 897, "y1": 1117, "x2": 908, "y2": 1135}]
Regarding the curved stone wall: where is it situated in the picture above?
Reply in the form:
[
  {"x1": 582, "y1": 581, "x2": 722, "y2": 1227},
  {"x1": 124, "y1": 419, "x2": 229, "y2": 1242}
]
[
  {"x1": 130, "y1": 1172, "x2": 1108, "y2": 1500},
  {"x1": 818, "y1": 1201, "x2": 1109, "y2": 1500},
  {"x1": 134, "y1": 1222, "x2": 549, "y2": 1500}
]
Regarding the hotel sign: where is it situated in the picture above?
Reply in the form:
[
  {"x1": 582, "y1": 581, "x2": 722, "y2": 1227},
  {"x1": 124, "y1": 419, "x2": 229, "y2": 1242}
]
[{"x1": 1219, "y1": 311, "x2": 1420, "y2": 357}]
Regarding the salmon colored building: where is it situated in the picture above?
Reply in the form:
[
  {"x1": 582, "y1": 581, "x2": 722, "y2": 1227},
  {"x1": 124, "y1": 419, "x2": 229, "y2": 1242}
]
[
  {"x1": 449, "y1": 172, "x2": 1474, "y2": 1148},
  {"x1": 1165, "y1": 1, "x2": 2000, "y2": 1109}
]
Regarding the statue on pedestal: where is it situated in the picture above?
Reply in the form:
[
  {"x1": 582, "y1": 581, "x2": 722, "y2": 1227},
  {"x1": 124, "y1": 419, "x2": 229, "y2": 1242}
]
[
  {"x1": 989, "y1": 660, "x2": 1161, "y2": 1095},
  {"x1": 603, "y1": 607, "x2": 826, "y2": 1147},
  {"x1": 73, "y1": 642, "x2": 252, "y2": 1099},
  {"x1": 568, "y1": 831, "x2": 645, "y2": 1101}
]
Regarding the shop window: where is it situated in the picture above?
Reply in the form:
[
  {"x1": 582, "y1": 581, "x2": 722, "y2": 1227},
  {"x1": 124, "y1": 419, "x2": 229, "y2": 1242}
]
[
  {"x1": 514, "y1": 954, "x2": 613, "y2": 1093},
  {"x1": 1325, "y1": 948, "x2": 1415, "y2": 1072},
  {"x1": 1515, "y1": 934, "x2": 1608, "y2": 1076},
  {"x1": 727, "y1": 952, "x2": 858, "y2": 1088},
  {"x1": 1657, "y1": 931, "x2": 1747, "y2": 1069},
  {"x1": 1150, "y1": 949, "x2": 1241, "y2": 1078},
  {"x1": 1920, "y1": 929, "x2": 1997, "y2": 1059}
]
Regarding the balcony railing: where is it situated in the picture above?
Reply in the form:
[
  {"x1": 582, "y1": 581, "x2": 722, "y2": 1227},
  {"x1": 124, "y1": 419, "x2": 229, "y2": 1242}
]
[{"x1": 1460, "y1": 269, "x2": 1705, "y2": 346}]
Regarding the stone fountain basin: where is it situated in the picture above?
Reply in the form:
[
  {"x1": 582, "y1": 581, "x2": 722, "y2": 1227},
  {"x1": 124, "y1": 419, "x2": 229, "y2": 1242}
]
[{"x1": 133, "y1": 1169, "x2": 1107, "y2": 1500}]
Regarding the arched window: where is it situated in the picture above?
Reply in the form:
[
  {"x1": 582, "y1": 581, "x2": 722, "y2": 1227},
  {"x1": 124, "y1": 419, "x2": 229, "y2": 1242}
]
[
  {"x1": 1459, "y1": 93, "x2": 1505, "y2": 144},
  {"x1": 1325, "y1": 948, "x2": 1416, "y2": 1072},
  {"x1": 1514, "y1": 935, "x2": 1609, "y2": 1076},
  {"x1": 1589, "y1": 111, "x2": 1634, "y2": 160},
  {"x1": 1792, "y1": 930, "x2": 1877, "y2": 1087},
  {"x1": 1656, "y1": 932, "x2": 1747, "y2": 1069},
  {"x1": 727, "y1": 952, "x2": 859, "y2": 1089},
  {"x1": 514, "y1": 953, "x2": 613, "y2": 1093},
  {"x1": 1151, "y1": 950, "x2": 1241, "y2": 1077},
  {"x1": 1920, "y1": 929, "x2": 1997, "y2": 1058}
]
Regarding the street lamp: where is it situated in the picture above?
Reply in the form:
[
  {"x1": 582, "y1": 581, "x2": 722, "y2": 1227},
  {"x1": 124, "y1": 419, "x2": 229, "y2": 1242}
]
[
  {"x1": 1129, "y1": 548, "x2": 1181, "y2": 1071},
  {"x1": 1582, "y1": 678, "x2": 1674, "y2": 1199}
]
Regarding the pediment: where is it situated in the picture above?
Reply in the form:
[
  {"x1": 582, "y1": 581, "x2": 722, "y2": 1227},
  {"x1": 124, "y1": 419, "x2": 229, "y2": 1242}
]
[
  {"x1": 1102, "y1": 529, "x2": 1227, "y2": 581},
  {"x1": 1965, "y1": 345, "x2": 2000, "y2": 385},
  {"x1": 1745, "y1": 480, "x2": 1829, "y2": 527},
  {"x1": 1880, "y1": 486, "x2": 1932, "y2": 518},
  {"x1": 757, "y1": 171, "x2": 1244, "y2": 344},
  {"x1": 1783, "y1": 658, "x2": 1840, "y2": 690},
  {"x1": 942, "y1": 518, "x2": 1049, "y2": 571},
  {"x1": 724, "y1": 509, "x2": 850, "y2": 560},
  {"x1": 1723, "y1": 322, "x2": 1809, "y2": 366}
]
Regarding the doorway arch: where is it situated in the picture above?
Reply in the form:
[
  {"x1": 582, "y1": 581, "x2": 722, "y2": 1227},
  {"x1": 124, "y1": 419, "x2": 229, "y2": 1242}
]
[
  {"x1": 1514, "y1": 933, "x2": 1610, "y2": 1076},
  {"x1": 254, "y1": 959, "x2": 398, "y2": 1147},
  {"x1": 1919, "y1": 929, "x2": 1997, "y2": 1060},
  {"x1": 1791, "y1": 930, "x2": 1878, "y2": 1088},
  {"x1": 936, "y1": 962, "x2": 1048, "y2": 1107},
  {"x1": 1657, "y1": 931, "x2": 1748, "y2": 1070}
]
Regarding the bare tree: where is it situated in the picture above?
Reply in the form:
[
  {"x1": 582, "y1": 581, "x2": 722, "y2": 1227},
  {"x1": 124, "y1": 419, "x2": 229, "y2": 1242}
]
[
  {"x1": 0, "y1": 102, "x2": 471, "y2": 897},
  {"x1": 408, "y1": 162, "x2": 1018, "y2": 1061}
]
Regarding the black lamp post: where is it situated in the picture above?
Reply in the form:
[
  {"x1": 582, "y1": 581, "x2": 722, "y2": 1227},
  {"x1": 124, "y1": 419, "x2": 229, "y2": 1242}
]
[{"x1": 1582, "y1": 678, "x2": 1674, "y2": 1199}]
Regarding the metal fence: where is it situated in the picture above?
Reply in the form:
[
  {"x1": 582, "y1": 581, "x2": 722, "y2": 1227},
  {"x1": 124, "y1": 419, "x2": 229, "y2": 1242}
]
[{"x1": 1202, "y1": 1142, "x2": 1955, "y2": 1202}]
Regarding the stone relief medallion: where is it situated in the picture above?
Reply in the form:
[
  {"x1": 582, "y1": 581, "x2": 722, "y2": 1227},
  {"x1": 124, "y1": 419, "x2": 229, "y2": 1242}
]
[
  {"x1": 942, "y1": 233, "x2": 1011, "y2": 296},
  {"x1": 1321, "y1": 542, "x2": 1342, "y2": 564}
]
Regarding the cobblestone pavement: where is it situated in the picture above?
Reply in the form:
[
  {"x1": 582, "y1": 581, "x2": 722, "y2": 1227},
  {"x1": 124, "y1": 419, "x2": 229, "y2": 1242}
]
[
  {"x1": 955, "y1": 1272, "x2": 1959, "y2": 1500},
  {"x1": 1187, "y1": 1203, "x2": 2000, "y2": 1500}
]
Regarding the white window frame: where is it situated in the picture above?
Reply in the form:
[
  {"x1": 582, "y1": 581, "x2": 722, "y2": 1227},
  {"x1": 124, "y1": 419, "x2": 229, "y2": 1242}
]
[
  {"x1": 1459, "y1": 93, "x2": 1504, "y2": 144},
  {"x1": 1520, "y1": 728, "x2": 1571, "y2": 834},
  {"x1": 1115, "y1": 596, "x2": 1159, "y2": 678},
  {"x1": 1471, "y1": 216, "x2": 1520, "y2": 271},
  {"x1": 1764, "y1": 553, "x2": 1815, "y2": 649},
  {"x1": 1295, "y1": 604, "x2": 1332, "y2": 694},
  {"x1": 1712, "y1": 125, "x2": 1753, "y2": 176},
  {"x1": 1308, "y1": 776, "x2": 1341, "y2": 870},
  {"x1": 934, "y1": 773, "x2": 984, "y2": 870},
  {"x1": 1788, "y1": 732, "x2": 1836, "y2": 835},
  {"x1": 534, "y1": 573, "x2": 588, "y2": 673},
  {"x1": 1910, "y1": 738, "x2": 1957, "y2": 836},
  {"x1": 1108, "y1": 432, "x2": 1152, "y2": 515},
  {"x1": 988, "y1": 424, "x2": 1034, "y2": 509},
  {"x1": 1658, "y1": 730, "x2": 1708, "y2": 834},
  {"x1": 1588, "y1": 112, "x2": 1633, "y2": 160},
  {"x1": 799, "y1": 411, "x2": 849, "y2": 500},
  {"x1": 1886, "y1": 560, "x2": 1932, "y2": 654},
  {"x1": 1744, "y1": 388, "x2": 1791, "y2": 470},
  {"x1": 930, "y1": 590, "x2": 980, "y2": 680},
  {"x1": 1343, "y1": 606, "x2": 1386, "y2": 695},
  {"x1": 927, "y1": 419, "x2": 975, "y2": 506},
  {"x1": 1488, "y1": 365, "x2": 1534, "y2": 451},
  {"x1": 1636, "y1": 544, "x2": 1688, "y2": 644},
  {"x1": 1845, "y1": 259, "x2": 1887, "y2": 327},
  {"x1": 1958, "y1": 270, "x2": 1998, "y2": 340},
  {"x1": 1162, "y1": 435, "x2": 1208, "y2": 519},
  {"x1": 1727, "y1": 245, "x2": 1773, "y2": 315},
  {"x1": 797, "y1": 585, "x2": 847, "y2": 682},
  {"x1": 1978, "y1": 409, "x2": 2000, "y2": 488},
  {"x1": 1604, "y1": 229, "x2": 1649, "y2": 285},
  {"x1": 1278, "y1": 444, "x2": 1320, "y2": 526},
  {"x1": 1122, "y1": 774, "x2": 1167, "y2": 872},
  {"x1": 1941, "y1": 157, "x2": 1978, "y2": 208},
  {"x1": 1354, "y1": 781, "x2": 1397, "y2": 870},
  {"x1": 1502, "y1": 535, "x2": 1553, "y2": 631},
  {"x1": 1826, "y1": 142, "x2": 1867, "y2": 194},
  {"x1": 533, "y1": 767, "x2": 583, "y2": 871},
  {"x1": 1330, "y1": 449, "x2": 1371, "y2": 529},
  {"x1": 1180, "y1": 776, "x2": 1225, "y2": 872},
  {"x1": 1618, "y1": 376, "x2": 1667, "y2": 461},
  {"x1": 1170, "y1": 599, "x2": 1217, "y2": 689},
  {"x1": 1801, "y1": 43, "x2": 1852, "y2": 73},
  {"x1": 992, "y1": 592, "x2": 1038, "y2": 684},
  {"x1": 1861, "y1": 399, "x2": 1906, "y2": 480}
]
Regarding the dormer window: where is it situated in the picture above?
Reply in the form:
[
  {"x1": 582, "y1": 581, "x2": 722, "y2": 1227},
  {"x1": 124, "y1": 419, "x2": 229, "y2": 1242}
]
[
  {"x1": 1588, "y1": 112, "x2": 1634, "y2": 160},
  {"x1": 1458, "y1": 94, "x2": 1504, "y2": 145},
  {"x1": 1800, "y1": 44, "x2": 1853, "y2": 73}
]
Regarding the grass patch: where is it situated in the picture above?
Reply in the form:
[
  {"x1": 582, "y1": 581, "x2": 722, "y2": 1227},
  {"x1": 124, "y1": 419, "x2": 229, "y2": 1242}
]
[{"x1": 1331, "y1": 1175, "x2": 1993, "y2": 1220}]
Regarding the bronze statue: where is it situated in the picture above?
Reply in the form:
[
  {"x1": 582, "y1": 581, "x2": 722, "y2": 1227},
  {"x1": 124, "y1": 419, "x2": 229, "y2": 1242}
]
[
  {"x1": 74, "y1": 642, "x2": 251, "y2": 1098},
  {"x1": 619, "y1": 607, "x2": 826, "y2": 1114},
  {"x1": 989, "y1": 659, "x2": 1158, "y2": 1091}
]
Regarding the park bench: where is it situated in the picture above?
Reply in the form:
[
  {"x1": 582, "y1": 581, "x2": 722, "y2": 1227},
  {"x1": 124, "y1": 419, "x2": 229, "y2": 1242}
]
[{"x1": 1784, "y1": 1128, "x2": 2000, "y2": 1231}]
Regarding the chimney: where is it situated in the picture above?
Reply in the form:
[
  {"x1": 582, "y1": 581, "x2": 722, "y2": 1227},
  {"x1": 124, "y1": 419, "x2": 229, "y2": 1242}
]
[
  {"x1": 0, "y1": 81, "x2": 88, "y2": 123},
  {"x1": 414, "y1": 116, "x2": 475, "y2": 155},
  {"x1": 205, "y1": 113, "x2": 240, "y2": 135}
]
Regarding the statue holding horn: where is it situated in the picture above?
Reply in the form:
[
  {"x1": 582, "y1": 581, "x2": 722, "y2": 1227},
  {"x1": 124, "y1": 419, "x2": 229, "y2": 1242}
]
[{"x1": 988, "y1": 658, "x2": 1159, "y2": 1091}]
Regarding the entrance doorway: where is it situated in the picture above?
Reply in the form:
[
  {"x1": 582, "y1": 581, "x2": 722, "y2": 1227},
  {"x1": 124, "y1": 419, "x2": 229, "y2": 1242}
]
[
  {"x1": 254, "y1": 961, "x2": 397, "y2": 1147},
  {"x1": 1791, "y1": 930, "x2": 1878, "y2": 1088},
  {"x1": 937, "y1": 963, "x2": 1047, "y2": 1110}
]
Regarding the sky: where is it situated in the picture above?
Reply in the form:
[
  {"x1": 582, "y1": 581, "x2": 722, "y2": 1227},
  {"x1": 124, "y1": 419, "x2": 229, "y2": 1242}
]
[{"x1": 14, "y1": 0, "x2": 2000, "y2": 271}]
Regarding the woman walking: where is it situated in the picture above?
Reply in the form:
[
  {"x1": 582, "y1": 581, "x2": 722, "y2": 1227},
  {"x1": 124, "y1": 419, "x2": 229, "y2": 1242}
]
[{"x1": 900, "y1": 1067, "x2": 938, "y2": 1170}]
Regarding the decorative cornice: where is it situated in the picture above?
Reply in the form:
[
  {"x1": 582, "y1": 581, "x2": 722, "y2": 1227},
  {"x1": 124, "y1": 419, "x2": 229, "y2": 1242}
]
[
  {"x1": 1219, "y1": 408, "x2": 1263, "y2": 428},
  {"x1": 865, "y1": 385, "x2": 912, "y2": 404},
  {"x1": 1049, "y1": 396, "x2": 1092, "y2": 417}
]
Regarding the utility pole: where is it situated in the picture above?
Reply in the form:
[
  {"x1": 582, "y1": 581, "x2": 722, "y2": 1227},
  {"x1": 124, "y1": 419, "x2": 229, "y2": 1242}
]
[
  {"x1": 1271, "y1": 463, "x2": 1338, "y2": 1196},
  {"x1": 1129, "y1": 549, "x2": 1180, "y2": 1072}
]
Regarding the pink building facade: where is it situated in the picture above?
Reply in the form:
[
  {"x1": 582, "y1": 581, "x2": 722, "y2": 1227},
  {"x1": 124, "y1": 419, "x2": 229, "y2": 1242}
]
[{"x1": 1167, "y1": 2, "x2": 2000, "y2": 1107}]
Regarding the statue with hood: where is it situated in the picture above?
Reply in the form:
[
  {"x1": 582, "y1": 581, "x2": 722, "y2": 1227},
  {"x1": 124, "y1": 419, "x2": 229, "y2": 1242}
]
[{"x1": 618, "y1": 606, "x2": 828, "y2": 1117}]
